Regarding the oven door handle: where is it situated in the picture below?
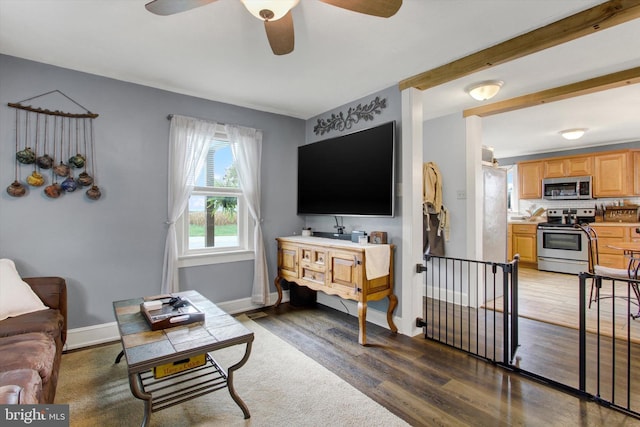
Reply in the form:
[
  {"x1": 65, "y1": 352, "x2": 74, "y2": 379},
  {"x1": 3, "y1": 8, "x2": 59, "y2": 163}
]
[{"x1": 537, "y1": 256, "x2": 588, "y2": 265}]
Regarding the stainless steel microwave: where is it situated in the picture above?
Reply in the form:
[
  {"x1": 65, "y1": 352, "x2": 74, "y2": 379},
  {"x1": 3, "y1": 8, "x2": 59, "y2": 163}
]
[{"x1": 542, "y1": 176, "x2": 593, "y2": 200}]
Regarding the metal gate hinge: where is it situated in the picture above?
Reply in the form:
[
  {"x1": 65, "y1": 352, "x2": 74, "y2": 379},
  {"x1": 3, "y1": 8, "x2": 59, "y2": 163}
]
[{"x1": 416, "y1": 264, "x2": 427, "y2": 273}]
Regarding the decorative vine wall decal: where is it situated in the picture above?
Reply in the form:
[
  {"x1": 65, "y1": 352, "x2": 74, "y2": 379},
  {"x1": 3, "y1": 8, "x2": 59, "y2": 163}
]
[{"x1": 313, "y1": 96, "x2": 387, "y2": 136}]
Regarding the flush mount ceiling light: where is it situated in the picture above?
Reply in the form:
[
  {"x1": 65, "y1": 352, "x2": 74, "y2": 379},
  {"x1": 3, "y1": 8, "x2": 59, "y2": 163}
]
[
  {"x1": 240, "y1": 0, "x2": 300, "y2": 21},
  {"x1": 560, "y1": 128, "x2": 588, "y2": 140},
  {"x1": 465, "y1": 80, "x2": 504, "y2": 101}
]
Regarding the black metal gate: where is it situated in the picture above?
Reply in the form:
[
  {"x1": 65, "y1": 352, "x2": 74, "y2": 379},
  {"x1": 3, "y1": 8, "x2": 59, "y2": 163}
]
[
  {"x1": 416, "y1": 255, "x2": 519, "y2": 365},
  {"x1": 416, "y1": 255, "x2": 640, "y2": 420},
  {"x1": 577, "y1": 272, "x2": 640, "y2": 418}
]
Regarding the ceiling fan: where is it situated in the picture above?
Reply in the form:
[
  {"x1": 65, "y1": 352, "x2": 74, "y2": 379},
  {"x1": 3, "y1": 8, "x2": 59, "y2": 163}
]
[{"x1": 144, "y1": 0, "x2": 402, "y2": 55}]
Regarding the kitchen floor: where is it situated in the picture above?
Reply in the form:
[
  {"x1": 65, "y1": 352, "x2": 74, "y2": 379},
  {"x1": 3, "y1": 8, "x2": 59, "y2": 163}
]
[{"x1": 486, "y1": 267, "x2": 640, "y2": 343}]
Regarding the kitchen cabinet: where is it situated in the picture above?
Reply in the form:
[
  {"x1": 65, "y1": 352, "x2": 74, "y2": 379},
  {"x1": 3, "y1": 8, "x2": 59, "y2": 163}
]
[
  {"x1": 593, "y1": 151, "x2": 632, "y2": 198},
  {"x1": 511, "y1": 223, "x2": 537, "y2": 266},
  {"x1": 591, "y1": 225, "x2": 630, "y2": 269},
  {"x1": 543, "y1": 155, "x2": 592, "y2": 178},
  {"x1": 518, "y1": 161, "x2": 543, "y2": 199},
  {"x1": 507, "y1": 224, "x2": 513, "y2": 260},
  {"x1": 275, "y1": 236, "x2": 397, "y2": 345},
  {"x1": 516, "y1": 149, "x2": 636, "y2": 200}
]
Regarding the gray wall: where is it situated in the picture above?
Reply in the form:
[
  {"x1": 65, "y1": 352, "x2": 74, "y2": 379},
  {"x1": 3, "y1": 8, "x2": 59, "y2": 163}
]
[
  {"x1": 303, "y1": 85, "x2": 403, "y2": 312},
  {"x1": 423, "y1": 112, "x2": 468, "y2": 259},
  {"x1": 0, "y1": 54, "x2": 304, "y2": 328}
]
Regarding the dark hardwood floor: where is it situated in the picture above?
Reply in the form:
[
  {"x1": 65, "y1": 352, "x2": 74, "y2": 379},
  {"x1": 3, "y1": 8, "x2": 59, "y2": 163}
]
[{"x1": 252, "y1": 303, "x2": 638, "y2": 427}]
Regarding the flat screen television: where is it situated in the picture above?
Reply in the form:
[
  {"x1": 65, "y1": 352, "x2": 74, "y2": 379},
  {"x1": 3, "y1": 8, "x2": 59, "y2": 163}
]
[{"x1": 297, "y1": 121, "x2": 396, "y2": 217}]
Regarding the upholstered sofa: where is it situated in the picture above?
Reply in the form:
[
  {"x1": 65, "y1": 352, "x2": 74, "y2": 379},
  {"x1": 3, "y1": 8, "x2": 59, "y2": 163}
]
[{"x1": 0, "y1": 271, "x2": 67, "y2": 404}]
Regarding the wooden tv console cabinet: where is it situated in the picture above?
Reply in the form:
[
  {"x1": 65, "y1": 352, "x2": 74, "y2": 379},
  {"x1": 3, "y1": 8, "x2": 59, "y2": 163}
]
[{"x1": 274, "y1": 236, "x2": 398, "y2": 345}]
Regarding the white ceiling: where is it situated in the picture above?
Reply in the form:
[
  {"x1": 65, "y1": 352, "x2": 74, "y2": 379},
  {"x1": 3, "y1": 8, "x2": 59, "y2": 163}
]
[{"x1": 1, "y1": 0, "x2": 639, "y2": 159}]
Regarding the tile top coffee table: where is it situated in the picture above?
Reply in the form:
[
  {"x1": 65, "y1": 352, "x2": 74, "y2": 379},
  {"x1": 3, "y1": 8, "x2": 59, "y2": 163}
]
[{"x1": 113, "y1": 290, "x2": 254, "y2": 427}]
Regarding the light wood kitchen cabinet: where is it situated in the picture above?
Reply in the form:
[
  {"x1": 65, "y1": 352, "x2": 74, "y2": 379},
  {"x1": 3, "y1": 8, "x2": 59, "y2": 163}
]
[
  {"x1": 593, "y1": 151, "x2": 632, "y2": 198},
  {"x1": 275, "y1": 236, "x2": 398, "y2": 345},
  {"x1": 507, "y1": 224, "x2": 513, "y2": 260},
  {"x1": 515, "y1": 148, "x2": 636, "y2": 200},
  {"x1": 591, "y1": 225, "x2": 629, "y2": 269},
  {"x1": 518, "y1": 161, "x2": 543, "y2": 199},
  {"x1": 511, "y1": 223, "x2": 537, "y2": 266},
  {"x1": 543, "y1": 155, "x2": 592, "y2": 178}
]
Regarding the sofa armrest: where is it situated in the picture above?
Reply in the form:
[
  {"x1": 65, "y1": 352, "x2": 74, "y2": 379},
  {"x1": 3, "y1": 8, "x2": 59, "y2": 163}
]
[{"x1": 22, "y1": 277, "x2": 67, "y2": 345}]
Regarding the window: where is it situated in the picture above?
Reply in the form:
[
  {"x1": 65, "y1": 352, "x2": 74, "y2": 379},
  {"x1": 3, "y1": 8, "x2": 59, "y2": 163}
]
[{"x1": 177, "y1": 129, "x2": 253, "y2": 266}]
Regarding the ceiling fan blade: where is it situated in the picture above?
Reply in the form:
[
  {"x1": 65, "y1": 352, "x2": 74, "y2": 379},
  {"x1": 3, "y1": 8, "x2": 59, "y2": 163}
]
[
  {"x1": 145, "y1": 0, "x2": 218, "y2": 16},
  {"x1": 264, "y1": 11, "x2": 295, "y2": 56},
  {"x1": 319, "y1": 0, "x2": 402, "y2": 18}
]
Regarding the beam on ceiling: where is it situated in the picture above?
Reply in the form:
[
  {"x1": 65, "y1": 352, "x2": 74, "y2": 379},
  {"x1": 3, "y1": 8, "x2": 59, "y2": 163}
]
[
  {"x1": 398, "y1": 0, "x2": 640, "y2": 91},
  {"x1": 462, "y1": 66, "x2": 640, "y2": 117}
]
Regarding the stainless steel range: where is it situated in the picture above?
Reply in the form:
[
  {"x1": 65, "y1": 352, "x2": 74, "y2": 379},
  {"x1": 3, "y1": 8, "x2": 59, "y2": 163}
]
[{"x1": 537, "y1": 208, "x2": 596, "y2": 275}]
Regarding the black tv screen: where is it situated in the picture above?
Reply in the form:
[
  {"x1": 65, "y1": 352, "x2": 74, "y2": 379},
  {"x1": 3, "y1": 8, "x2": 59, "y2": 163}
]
[{"x1": 297, "y1": 121, "x2": 396, "y2": 217}]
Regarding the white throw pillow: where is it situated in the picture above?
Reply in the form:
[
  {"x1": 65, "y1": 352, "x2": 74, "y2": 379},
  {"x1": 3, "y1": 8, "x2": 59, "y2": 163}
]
[{"x1": 0, "y1": 259, "x2": 48, "y2": 321}]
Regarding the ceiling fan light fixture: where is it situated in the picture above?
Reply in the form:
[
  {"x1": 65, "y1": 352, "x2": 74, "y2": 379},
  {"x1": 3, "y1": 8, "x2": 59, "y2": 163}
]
[
  {"x1": 241, "y1": 0, "x2": 300, "y2": 21},
  {"x1": 560, "y1": 128, "x2": 587, "y2": 140},
  {"x1": 465, "y1": 80, "x2": 504, "y2": 101}
]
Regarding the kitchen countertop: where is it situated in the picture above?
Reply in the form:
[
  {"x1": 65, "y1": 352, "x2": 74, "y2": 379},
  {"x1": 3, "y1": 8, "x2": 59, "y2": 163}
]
[{"x1": 508, "y1": 219, "x2": 545, "y2": 224}]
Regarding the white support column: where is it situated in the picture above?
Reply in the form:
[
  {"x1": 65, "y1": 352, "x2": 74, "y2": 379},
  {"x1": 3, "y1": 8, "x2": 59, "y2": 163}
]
[
  {"x1": 465, "y1": 115, "x2": 483, "y2": 261},
  {"x1": 400, "y1": 87, "x2": 424, "y2": 338},
  {"x1": 466, "y1": 115, "x2": 483, "y2": 308}
]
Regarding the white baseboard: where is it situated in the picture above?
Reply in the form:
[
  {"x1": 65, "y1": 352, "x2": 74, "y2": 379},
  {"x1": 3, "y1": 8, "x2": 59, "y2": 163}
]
[
  {"x1": 65, "y1": 290, "x2": 404, "y2": 350},
  {"x1": 65, "y1": 322, "x2": 120, "y2": 351},
  {"x1": 65, "y1": 290, "x2": 288, "y2": 350}
]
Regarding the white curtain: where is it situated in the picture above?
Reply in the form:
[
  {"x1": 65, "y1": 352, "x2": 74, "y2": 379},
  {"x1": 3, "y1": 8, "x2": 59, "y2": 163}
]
[
  {"x1": 161, "y1": 115, "x2": 218, "y2": 294},
  {"x1": 226, "y1": 124, "x2": 269, "y2": 305}
]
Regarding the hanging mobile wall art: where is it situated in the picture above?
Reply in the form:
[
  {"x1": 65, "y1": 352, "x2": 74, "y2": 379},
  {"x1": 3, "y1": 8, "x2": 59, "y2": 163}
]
[{"x1": 6, "y1": 90, "x2": 102, "y2": 200}]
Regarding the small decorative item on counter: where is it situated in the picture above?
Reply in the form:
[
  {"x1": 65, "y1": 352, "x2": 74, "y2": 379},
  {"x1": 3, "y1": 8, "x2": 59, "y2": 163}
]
[
  {"x1": 60, "y1": 176, "x2": 77, "y2": 192},
  {"x1": 68, "y1": 154, "x2": 86, "y2": 168},
  {"x1": 26, "y1": 171, "x2": 45, "y2": 187},
  {"x1": 53, "y1": 162, "x2": 70, "y2": 177},
  {"x1": 16, "y1": 147, "x2": 36, "y2": 164},
  {"x1": 6, "y1": 180, "x2": 26, "y2": 197},
  {"x1": 370, "y1": 231, "x2": 388, "y2": 244},
  {"x1": 86, "y1": 185, "x2": 102, "y2": 200},
  {"x1": 76, "y1": 171, "x2": 94, "y2": 187},
  {"x1": 44, "y1": 183, "x2": 62, "y2": 199},
  {"x1": 302, "y1": 227, "x2": 312, "y2": 236},
  {"x1": 36, "y1": 154, "x2": 54, "y2": 169}
]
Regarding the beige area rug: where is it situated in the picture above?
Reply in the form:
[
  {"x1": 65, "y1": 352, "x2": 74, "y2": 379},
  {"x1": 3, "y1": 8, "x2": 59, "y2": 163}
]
[
  {"x1": 56, "y1": 315, "x2": 408, "y2": 427},
  {"x1": 484, "y1": 268, "x2": 640, "y2": 343}
]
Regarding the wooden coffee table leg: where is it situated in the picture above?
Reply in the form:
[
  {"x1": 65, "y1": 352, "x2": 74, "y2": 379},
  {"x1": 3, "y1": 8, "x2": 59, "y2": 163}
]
[
  {"x1": 226, "y1": 340, "x2": 253, "y2": 419},
  {"x1": 128, "y1": 373, "x2": 152, "y2": 427}
]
